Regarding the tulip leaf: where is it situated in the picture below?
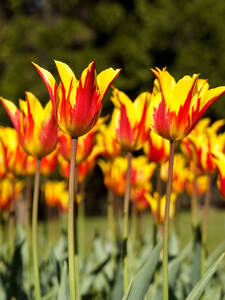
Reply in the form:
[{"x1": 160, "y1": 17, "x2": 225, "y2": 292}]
[
  {"x1": 122, "y1": 239, "x2": 162, "y2": 300},
  {"x1": 206, "y1": 240, "x2": 225, "y2": 270},
  {"x1": 168, "y1": 240, "x2": 192, "y2": 287},
  {"x1": 191, "y1": 225, "x2": 202, "y2": 287},
  {"x1": 185, "y1": 252, "x2": 225, "y2": 300},
  {"x1": 57, "y1": 261, "x2": 69, "y2": 300}
]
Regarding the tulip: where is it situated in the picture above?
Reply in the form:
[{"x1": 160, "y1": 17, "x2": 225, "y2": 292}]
[
  {"x1": 161, "y1": 153, "x2": 188, "y2": 194},
  {"x1": 58, "y1": 128, "x2": 95, "y2": 164},
  {"x1": 0, "y1": 92, "x2": 58, "y2": 158},
  {"x1": 0, "y1": 127, "x2": 28, "y2": 176},
  {"x1": 33, "y1": 60, "x2": 120, "y2": 138},
  {"x1": 111, "y1": 88, "x2": 151, "y2": 151},
  {"x1": 111, "y1": 87, "x2": 151, "y2": 290},
  {"x1": 0, "y1": 92, "x2": 58, "y2": 300},
  {"x1": 33, "y1": 60, "x2": 120, "y2": 300},
  {"x1": 146, "y1": 192, "x2": 177, "y2": 224},
  {"x1": 0, "y1": 178, "x2": 23, "y2": 211},
  {"x1": 186, "y1": 173, "x2": 209, "y2": 196},
  {"x1": 96, "y1": 110, "x2": 121, "y2": 158},
  {"x1": 42, "y1": 180, "x2": 68, "y2": 207},
  {"x1": 149, "y1": 68, "x2": 225, "y2": 141},
  {"x1": 40, "y1": 149, "x2": 58, "y2": 176},
  {"x1": 211, "y1": 151, "x2": 225, "y2": 199},
  {"x1": 144, "y1": 131, "x2": 170, "y2": 164},
  {"x1": 149, "y1": 67, "x2": 225, "y2": 300}
]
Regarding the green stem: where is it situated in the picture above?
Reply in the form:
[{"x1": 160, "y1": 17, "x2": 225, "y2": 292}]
[
  {"x1": 26, "y1": 176, "x2": 32, "y2": 295},
  {"x1": 32, "y1": 158, "x2": 41, "y2": 300},
  {"x1": 191, "y1": 163, "x2": 199, "y2": 229},
  {"x1": 156, "y1": 164, "x2": 162, "y2": 223},
  {"x1": 68, "y1": 137, "x2": 80, "y2": 300},
  {"x1": 201, "y1": 175, "x2": 211, "y2": 276},
  {"x1": 130, "y1": 201, "x2": 137, "y2": 275},
  {"x1": 122, "y1": 151, "x2": 132, "y2": 293},
  {"x1": 74, "y1": 165, "x2": 81, "y2": 300},
  {"x1": 78, "y1": 181, "x2": 85, "y2": 259},
  {"x1": 163, "y1": 141, "x2": 175, "y2": 300},
  {"x1": 107, "y1": 186, "x2": 117, "y2": 267}
]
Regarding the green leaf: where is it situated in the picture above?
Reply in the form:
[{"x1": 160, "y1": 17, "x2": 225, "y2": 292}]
[
  {"x1": 122, "y1": 239, "x2": 163, "y2": 300},
  {"x1": 185, "y1": 252, "x2": 225, "y2": 300},
  {"x1": 168, "y1": 241, "x2": 192, "y2": 287},
  {"x1": 57, "y1": 261, "x2": 69, "y2": 300},
  {"x1": 206, "y1": 240, "x2": 225, "y2": 270},
  {"x1": 191, "y1": 225, "x2": 202, "y2": 287}
]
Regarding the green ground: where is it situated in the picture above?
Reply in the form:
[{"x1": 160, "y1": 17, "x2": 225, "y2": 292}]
[{"x1": 44, "y1": 208, "x2": 225, "y2": 255}]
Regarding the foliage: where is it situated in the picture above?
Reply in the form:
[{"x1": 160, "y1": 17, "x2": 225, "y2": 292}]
[{"x1": 0, "y1": 218, "x2": 224, "y2": 299}]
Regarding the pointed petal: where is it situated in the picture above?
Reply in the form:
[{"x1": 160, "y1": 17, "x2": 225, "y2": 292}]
[
  {"x1": 32, "y1": 62, "x2": 58, "y2": 111},
  {"x1": 0, "y1": 97, "x2": 20, "y2": 131},
  {"x1": 97, "y1": 68, "x2": 121, "y2": 99},
  {"x1": 55, "y1": 60, "x2": 77, "y2": 100}
]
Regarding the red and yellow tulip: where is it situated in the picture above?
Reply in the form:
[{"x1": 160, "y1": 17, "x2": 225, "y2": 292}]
[
  {"x1": 146, "y1": 192, "x2": 177, "y2": 224},
  {"x1": 144, "y1": 131, "x2": 170, "y2": 164},
  {"x1": 42, "y1": 180, "x2": 68, "y2": 207},
  {"x1": 40, "y1": 149, "x2": 58, "y2": 176},
  {"x1": 96, "y1": 110, "x2": 121, "y2": 158},
  {"x1": 0, "y1": 92, "x2": 58, "y2": 158},
  {"x1": 33, "y1": 60, "x2": 120, "y2": 138},
  {"x1": 111, "y1": 88, "x2": 151, "y2": 151},
  {"x1": 0, "y1": 178, "x2": 24, "y2": 211},
  {"x1": 149, "y1": 68, "x2": 225, "y2": 141},
  {"x1": 161, "y1": 153, "x2": 188, "y2": 194},
  {"x1": 188, "y1": 119, "x2": 225, "y2": 174},
  {"x1": 186, "y1": 172, "x2": 209, "y2": 196},
  {"x1": 211, "y1": 151, "x2": 225, "y2": 199}
]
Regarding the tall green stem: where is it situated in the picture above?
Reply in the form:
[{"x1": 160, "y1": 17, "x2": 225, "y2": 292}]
[
  {"x1": 74, "y1": 164, "x2": 81, "y2": 299},
  {"x1": 26, "y1": 176, "x2": 32, "y2": 294},
  {"x1": 68, "y1": 137, "x2": 80, "y2": 300},
  {"x1": 163, "y1": 141, "x2": 175, "y2": 300},
  {"x1": 32, "y1": 158, "x2": 41, "y2": 300},
  {"x1": 191, "y1": 162, "x2": 199, "y2": 229},
  {"x1": 201, "y1": 175, "x2": 211, "y2": 276},
  {"x1": 122, "y1": 151, "x2": 132, "y2": 293}
]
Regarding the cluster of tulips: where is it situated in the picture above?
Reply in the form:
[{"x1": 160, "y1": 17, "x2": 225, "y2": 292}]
[{"x1": 0, "y1": 60, "x2": 225, "y2": 300}]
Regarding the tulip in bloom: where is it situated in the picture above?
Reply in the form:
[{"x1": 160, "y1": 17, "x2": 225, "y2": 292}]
[
  {"x1": 41, "y1": 149, "x2": 58, "y2": 176},
  {"x1": 144, "y1": 131, "x2": 170, "y2": 164},
  {"x1": 96, "y1": 110, "x2": 121, "y2": 158},
  {"x1": 149, "y1": 68, "x2": 225, "y2": 141},
  {"x1": 33, "y1": 60, "x2": 121, "y2": 138},
  {"x1": 161, "y1": 153, "x2": 188, "y2": 194},
  {"x1": 188, "y1": 119, "x2": 225, "y2": 174},
  {"x1": 0, "y1": 92, "x2": 58, "y2": 158},
  {"x1": 186, "y1": 172, "x2": 209, "y2": 196},
  {"x1": 111, "y1": 88, "x2": 151, "y2": 151},
  {"x1": 146, "y1": 192, "x2": 177, "y2": 224},
  {"x1": 211, "y1": 151, "x2": 225, "y2": 199},
  {"x1": 130, "y1": 156, "x2": 156, "y2": 186},
  {"x1": 0, "y1": 178, "x2": 24, "y2": 211},
  {"x1": 42, "y1": 180, "x2": 68, "y2": 207},
  {"x1": 0, "y1": 127, "x2": 28, "y2": 175},
  {"x1": 131, "y1": 184, "x2": 152, "y2": 211}
]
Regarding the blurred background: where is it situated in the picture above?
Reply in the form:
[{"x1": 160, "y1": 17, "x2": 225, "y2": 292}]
[{"x1": 1, "y1": 0, "x2": 225, "y2": 215}]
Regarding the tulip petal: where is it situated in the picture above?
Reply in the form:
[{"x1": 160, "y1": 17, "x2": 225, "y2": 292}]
[
  {"x1": 0, "y1": 98, "x2": 20, "y2": 131},
  {"x1": 32, "y1": 62, "x2": 58, "y2": 112},
  {"x1": 55, "y1": 60, "x2": 77, "y2": 101},
  {"x1": 97, "y1": 68, "x2": 121, "y2": 99}
]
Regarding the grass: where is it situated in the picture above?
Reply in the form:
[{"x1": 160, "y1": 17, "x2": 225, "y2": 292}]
[{"x1": 42, "y1": 208, "x2": 225, "y2": 255}]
